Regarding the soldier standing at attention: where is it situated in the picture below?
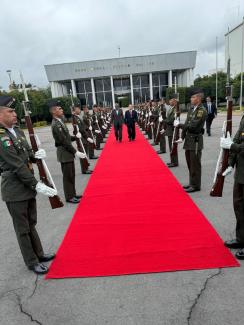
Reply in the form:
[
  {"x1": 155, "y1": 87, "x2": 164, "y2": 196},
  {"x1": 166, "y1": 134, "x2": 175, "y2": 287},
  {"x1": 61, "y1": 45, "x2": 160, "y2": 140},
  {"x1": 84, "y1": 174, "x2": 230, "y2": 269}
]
[
  {"x1": 175, "y1": 89, "x2": 207, "y2": 192},
  {"x1": 165, "y1": 96, "x2": 179, "y2": 168},
  {"x1": 82, "y1": 106, "x2": 99, "y2": 160},
  {"x1": 72, "y1": 104, "x2": 93, "y2": 174},
  {"x1": 220, "y1": 115, "x2": 244, "y2": 259},
  {"x1": 0, "y1": 96, "x2": 56, "y2": 274},
  {"x1": 157, "y1": 98, "x2": 167, "y2": 154},
  {"x1": 49, "y1": 99, "x2": 85, "y2": 204}
]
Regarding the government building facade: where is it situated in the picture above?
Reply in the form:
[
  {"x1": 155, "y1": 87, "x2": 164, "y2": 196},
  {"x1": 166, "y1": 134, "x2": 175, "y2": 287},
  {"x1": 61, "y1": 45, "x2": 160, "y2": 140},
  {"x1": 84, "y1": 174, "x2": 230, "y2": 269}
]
[{"x1": 44, "y1": 51, "x2": 196, "y2": 107}]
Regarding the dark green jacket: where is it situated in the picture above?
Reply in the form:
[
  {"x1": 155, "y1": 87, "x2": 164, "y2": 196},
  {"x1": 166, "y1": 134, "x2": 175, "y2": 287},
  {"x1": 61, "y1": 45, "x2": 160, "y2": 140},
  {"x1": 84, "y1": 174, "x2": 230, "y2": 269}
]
[
  {"x1": 51, "y1": 118, "x2": 76, "y2": 163},
  {"x1": 73, "y1": 114, "x2": 88, "y2": 145},
  {"x1": 0, "y1": 125, "x2": 37, "y2": 202},
  {"x1": 228, "y1": 115, "x2": 244, "y2": 184},
  {"x1": 165, "y1": 106, "x2": 175, "y2": 137},
  {"x1": 181, "y1": 104, "x2": 207, "y2": 150}
]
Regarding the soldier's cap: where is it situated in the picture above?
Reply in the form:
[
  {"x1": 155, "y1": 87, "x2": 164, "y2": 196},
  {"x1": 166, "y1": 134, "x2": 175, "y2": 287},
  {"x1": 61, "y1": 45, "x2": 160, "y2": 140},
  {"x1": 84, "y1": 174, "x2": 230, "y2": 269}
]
[
  {"x1": 47, "y1": 99, "x2": 62, "y2": 108},
  {"x1": 0, "y1": 95, "x2": 16, "y2": 109},
  {"x1": 190, "y1": 88, "x2": 204, "y2": 96},
  {"x1": 73, "y1": 102, "x2": 81, "y2": 108},
  {"x1": 169, "y1": 94, "x2": 178, "y2": 100}
]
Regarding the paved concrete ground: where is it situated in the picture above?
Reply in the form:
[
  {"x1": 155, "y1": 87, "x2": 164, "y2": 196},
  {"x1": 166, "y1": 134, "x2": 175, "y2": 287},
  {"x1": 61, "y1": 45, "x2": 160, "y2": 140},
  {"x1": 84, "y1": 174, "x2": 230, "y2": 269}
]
[{"x1": 0, "y1": 113, "x2": 244, "y2": 325}]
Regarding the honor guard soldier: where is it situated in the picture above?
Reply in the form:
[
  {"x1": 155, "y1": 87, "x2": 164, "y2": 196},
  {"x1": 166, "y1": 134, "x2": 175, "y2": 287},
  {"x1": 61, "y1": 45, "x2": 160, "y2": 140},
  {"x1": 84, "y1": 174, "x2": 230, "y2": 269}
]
[
  {"x1": 220, "y1": 115, "x2": 244, "y2": 259},
  {"x1": 82, "y1": 106, "x2": 99, "y2": 160},
  {"x1": 157, "y1": 98, "x2": 167, "y2": 154},
  {"x1": 49, "y1": 99, "x2": 85, "y2": 204},
  {"x1": 175, "y1": 89, "x2": 207, "y2": 192},
  {"x1": 72, "y1": 104, "x2": 93, "y2": 174},
  {"x1": 166, "y1": 96, "x2": 179, "y2": 167},
  {"x1": 0, "y1": 96, "x2": 56, "y2": 274}
]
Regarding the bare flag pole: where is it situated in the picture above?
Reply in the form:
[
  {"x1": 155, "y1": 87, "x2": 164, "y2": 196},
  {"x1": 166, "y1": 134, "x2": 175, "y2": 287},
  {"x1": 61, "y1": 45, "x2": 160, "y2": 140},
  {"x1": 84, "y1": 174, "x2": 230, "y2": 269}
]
[{"x1": 240, "y1": 17, "x2": 244, "y2": 111}]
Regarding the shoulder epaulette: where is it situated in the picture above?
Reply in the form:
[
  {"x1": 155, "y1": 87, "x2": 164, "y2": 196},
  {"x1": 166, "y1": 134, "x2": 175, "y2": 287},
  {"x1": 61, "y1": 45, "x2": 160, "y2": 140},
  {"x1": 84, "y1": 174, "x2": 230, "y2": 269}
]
[{"x1": 0, "y1": 128, "x2": 6, "y2": 134}]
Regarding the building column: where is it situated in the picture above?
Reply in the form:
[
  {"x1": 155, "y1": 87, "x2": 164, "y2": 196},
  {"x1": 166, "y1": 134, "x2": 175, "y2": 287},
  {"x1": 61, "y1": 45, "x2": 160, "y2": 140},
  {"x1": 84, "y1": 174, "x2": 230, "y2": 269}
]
[
  {"x1": 149, "y1": 72, "x2": 153, "y2": 100},
  {"x1": 61, "y1": 84, "x2": 68, "y2": 96},
  {"x1": 110, "y1": 76, "x2": 115, "y2": 108},
  {"x1": 168, "y1": 70, "x2": 173, "y2": 87},
  {"x1": 91, "y1": 78, "x2": 96, "y2": 105},
  {"x1": 71, "y1": 79, "x2": 77, "y2": 97},
  {"x1": 50, "y1": 81, "x2": 63, "y2": 98},
  {"x1": 130, "y1": 74, "x2": 134, "y2": 105}
]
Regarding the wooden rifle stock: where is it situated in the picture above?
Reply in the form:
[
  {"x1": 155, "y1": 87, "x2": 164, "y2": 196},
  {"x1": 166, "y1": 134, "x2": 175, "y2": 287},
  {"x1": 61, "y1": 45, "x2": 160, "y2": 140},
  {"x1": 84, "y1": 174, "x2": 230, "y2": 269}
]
[
  {"x1": 71, "y1": 112, "x2": 89, "y2": 171},
  {"x1": 210, "y1": 93, "x2": 232, "y2": 197},
  {"x1": 24, "y1": 107, "x2": 64, "y2": 209}
]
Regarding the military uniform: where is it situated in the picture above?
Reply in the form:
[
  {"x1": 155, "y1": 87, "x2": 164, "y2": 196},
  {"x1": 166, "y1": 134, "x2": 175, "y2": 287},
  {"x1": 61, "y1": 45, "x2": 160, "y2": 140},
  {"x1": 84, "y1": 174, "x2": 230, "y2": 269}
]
[
  {"x1": 51, "y1": 118, "x2": 77, "y2": 201},
  {"x1": 165, "y1": 106, "x2": 178, "y2": 165},
  {"x1": 83, "y1": 112, "x2": 96, "y2": 159},
  {"x1": 159, "y1": 104, "x2": 167, "y2": 153},
  {"x1": 181, "y1": 104, "x2": 207, "y2": 190},
  {"x1": 0, "y1": 124, "x2": 45, "y2": 267},
  {"x1": 228, "y1": 115, "x2": 244, "y2": 245},
  {"x1": 73, "y1": 114, "x2": 90, "y2": 173}
]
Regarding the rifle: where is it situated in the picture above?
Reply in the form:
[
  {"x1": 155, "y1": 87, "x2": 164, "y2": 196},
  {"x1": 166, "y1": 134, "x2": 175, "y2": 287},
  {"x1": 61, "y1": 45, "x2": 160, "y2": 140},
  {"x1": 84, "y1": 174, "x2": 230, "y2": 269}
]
[
  {"x1": 20, "y1": 72, "x2": 64, "y2": 209},
  {"x1": 155, "y1": 113, "x2": 162, "y2": 144},
  {"x1": 171, "y1": 79, "x2": 180, "y2": 158},
  {"x1": 70, "y1": 90, "x2": 89, "y2": 171},
  {"x1": 210, "y1": 57, "x2": 232, "y2": 197}
]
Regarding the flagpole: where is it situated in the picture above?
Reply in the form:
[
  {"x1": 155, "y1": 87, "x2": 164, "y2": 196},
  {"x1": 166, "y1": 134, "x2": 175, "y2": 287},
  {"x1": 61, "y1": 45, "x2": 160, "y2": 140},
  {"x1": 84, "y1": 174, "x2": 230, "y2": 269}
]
[
  {"x1": 240, "y1": 17, "x2": 244, "y2": 111},
  {"x1": 216, "y1": 36, "x2": 218, "y2": 108}
]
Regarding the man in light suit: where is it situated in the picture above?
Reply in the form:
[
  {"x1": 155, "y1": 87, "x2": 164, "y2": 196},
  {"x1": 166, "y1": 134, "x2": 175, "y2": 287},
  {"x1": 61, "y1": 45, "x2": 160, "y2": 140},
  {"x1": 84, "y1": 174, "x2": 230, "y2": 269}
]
[
  {"x1": 111, "y1": 103, "x2": 124, "y2": 142},
  {"x1": 124, "y1": 104, "x2": 138, "y2": 141},
  {"x1": 204, "y1": 96, "x2": 217, "y2": 136}
]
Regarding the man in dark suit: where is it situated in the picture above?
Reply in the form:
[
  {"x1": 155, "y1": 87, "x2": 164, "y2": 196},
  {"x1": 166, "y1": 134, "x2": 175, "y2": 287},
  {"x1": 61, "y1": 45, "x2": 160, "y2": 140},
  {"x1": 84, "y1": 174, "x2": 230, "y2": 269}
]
[
  {"x1": 124, "y1": 104, "x2": 138, "y2": 141},
  {"x1": 111, "y1": 103, "x2": 124, "y2": 142},
  {"x1": 204, "y1": 96, "x2": 217, "y2": 136}
]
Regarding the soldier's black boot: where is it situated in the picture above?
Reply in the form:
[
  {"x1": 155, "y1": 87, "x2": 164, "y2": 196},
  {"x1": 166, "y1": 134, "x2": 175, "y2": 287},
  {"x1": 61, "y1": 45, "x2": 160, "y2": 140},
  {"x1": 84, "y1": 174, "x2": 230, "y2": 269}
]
[
  {"x1": 224, "y1": 239, "x2": 244, "y2": 249},
  {"x1": 235, "y1": 248, "x2": 244, "y2": 259},
  {"x1": 28, "y1": 263, "x2": 48, "y2": 275}
]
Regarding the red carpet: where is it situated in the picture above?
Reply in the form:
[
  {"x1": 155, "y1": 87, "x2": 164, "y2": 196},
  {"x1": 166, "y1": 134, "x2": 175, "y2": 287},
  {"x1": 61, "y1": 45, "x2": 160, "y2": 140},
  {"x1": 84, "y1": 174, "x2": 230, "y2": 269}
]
[{"x1": 47, "y1": 126, "x2": 239, "y2": 279}]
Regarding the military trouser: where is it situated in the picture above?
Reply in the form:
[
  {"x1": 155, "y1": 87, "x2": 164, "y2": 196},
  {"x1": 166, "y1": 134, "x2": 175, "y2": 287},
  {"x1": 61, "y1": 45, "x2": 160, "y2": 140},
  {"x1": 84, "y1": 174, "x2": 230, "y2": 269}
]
[
  {"x1": 79, "y1": 142, "x2": 89, "y2": 173},
  {"x1": 233, "y1": 182, "x2": 244, "y2": 243},
  {"x1": 61, "y1": 161, "x2": 76, "y2": 200},
  {"x1": 6, "y1": 198, "x2": 44, "y2": 267},
  {"x1": 185, "y1": 150, "x2": 202, "y2": 190},
  {"x1": 147, "y1": 126, "x2": 152, "y2": 140},
  {"x1": 160, "y1": 133, "x2": 166, "y2": 152},
  {"x1": 168, "y1": 136, "x2": 178, "y2": 165},
  {"x1": 88, "y1": 143, "x2": 95, "y2": 159}
]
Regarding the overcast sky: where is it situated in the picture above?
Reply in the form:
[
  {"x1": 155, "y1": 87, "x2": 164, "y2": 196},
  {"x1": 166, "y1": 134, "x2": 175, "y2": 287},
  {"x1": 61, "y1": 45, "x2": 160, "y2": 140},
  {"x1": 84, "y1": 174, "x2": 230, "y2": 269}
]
[{"x1": 0, "y1": 0, "x2": 243, "y2": 91}]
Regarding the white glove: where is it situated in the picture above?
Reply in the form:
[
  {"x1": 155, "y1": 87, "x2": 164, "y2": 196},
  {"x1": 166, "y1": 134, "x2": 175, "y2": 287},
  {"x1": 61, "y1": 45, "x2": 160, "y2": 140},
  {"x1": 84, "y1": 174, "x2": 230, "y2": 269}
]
[
  {"x1": 146, "y1": 114, "x2": 148, "y2": 118},
  {"x1": 149, "y1": 112, "x2": 152, "y2": 116},
  {"x1": 150, "y1": 122, "x2": 154, "y2": 126},
  {"x1": 89, "y1": 126, "x2": 92, "y2": 131},
  {"x1": 220, "y1": 132, "x2": 233, "y2": 149},
  {"x1": 75, "y1": 151, "x2": 86, "y2": 159},
  {"x1": 95, "y1": 130, "x2": 101, "y2": 134},
  {"x1": 87, "y1": 137, "x2": 94, "y2": 143},
  {"x1": 174, "y1": 120, "x2": 180, "y2": 127},
  {"x1": 222, "y1": 166, "x2": 233, "y2": 177},
  {"x1": 34, "y1": 149, "x2": 46, "y2": 159},
  {"x1": 102, "y1": 125, "x2": 107, "y2": 129},
  {"x1": 76, "y1": 132, "x2": 82, "y2": 139},
  {"x1": 160, "y1": 129, "x2": 165, "y2": 134},
  {"x1": 35, "y1": 182, "x2": 57, "y2": 197},
  {"x1": 175, "y1": 138, "x2": 183, "y2": 144},
  {"x1": 159, "y1": 116, "x2": 163, "y2": 122}
]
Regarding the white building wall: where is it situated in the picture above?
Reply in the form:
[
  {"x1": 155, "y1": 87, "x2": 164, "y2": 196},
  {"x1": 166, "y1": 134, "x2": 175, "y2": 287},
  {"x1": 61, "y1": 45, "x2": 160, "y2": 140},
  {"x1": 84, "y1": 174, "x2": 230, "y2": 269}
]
[{"x1": 225, "y1": 22, "x2": 244, "y2": 77}]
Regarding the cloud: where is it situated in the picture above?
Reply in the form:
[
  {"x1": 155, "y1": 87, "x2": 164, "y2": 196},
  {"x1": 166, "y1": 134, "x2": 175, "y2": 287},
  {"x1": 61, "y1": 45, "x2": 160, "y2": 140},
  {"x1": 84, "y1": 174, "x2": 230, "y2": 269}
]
[{"x1": 0, "y1": 0, "x2": 243, "y2": 90}]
